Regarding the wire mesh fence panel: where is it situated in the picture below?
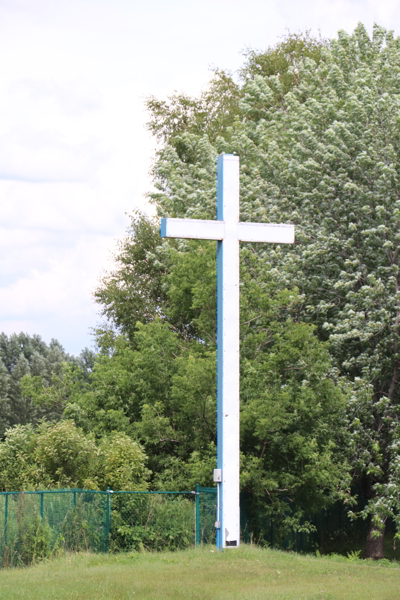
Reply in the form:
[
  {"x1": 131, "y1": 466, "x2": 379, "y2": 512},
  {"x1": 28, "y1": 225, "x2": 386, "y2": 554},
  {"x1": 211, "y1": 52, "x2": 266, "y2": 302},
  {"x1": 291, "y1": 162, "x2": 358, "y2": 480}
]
[
  {"x1": 240, "y1": 493, "x2": 309, "y2": 550},
  {"x1": 197, "y1": 487, "x2": 216, "y2": 545},
  {"x1": 0, "y1": 490, "x2": 109, "y2": 568},
  {"x1": 110, "y1": 492, "x2": 196, "y2": 552},
  {"x1": 0, "y1": 487, "x2": 219, "y2": 568},
  {"x1": 44, "y1": 491, "x2": 108, "y2": 554},
  {"x1": 0, "y1": 492, "x2": 48, "y2": 568}
]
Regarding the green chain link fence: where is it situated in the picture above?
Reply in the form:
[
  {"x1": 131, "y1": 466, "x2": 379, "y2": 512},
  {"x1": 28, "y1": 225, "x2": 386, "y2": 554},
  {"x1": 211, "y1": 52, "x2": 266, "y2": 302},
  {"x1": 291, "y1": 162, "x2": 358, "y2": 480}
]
[
  {"x1": 0, "y1": 487, "x2": 216, "y2": 569},
  {"x1": 1, "y1": 487, "x2": 377, "y2": 568}
]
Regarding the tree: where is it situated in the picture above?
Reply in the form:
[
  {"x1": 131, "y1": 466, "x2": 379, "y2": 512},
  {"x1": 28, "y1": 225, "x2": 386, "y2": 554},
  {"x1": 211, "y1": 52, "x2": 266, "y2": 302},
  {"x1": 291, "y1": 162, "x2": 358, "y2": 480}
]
[
  {"x1": 0, "y1": 425, "x2": 41, "y2": 491},
  {"x1": 231, "y1": 24, "x2": 400, "y2": 559},
  {"x1": 145, "y1": 32, "x2": 328, "y2": 150},
  {"x1": 0, "y1": 333, "x2": 87, "y2": 436},
  {"x1": 94, "y1": 214, "x2": 168, "y2": 342},
  {"x1": 0, "y1": 421, "x2": 150, "y2": 492},
  {"x1": 34, "y1": 420, "x2": 98, "y2": 489},
  {"x1": 21, "y1": 361, "x2": 92, "y2": 423},
  {"x1": 97, "y1": 432, "x2": 150, "y2": 491},
  {"x1": 146, "y1": 69, "x2": 241, "y2": 148},
  {"x1": 0, "y1": 361, "x2": 11, "y2": 437},
  {"x1": 240, "y1": 30, "x2": 329, "y2": 110}
]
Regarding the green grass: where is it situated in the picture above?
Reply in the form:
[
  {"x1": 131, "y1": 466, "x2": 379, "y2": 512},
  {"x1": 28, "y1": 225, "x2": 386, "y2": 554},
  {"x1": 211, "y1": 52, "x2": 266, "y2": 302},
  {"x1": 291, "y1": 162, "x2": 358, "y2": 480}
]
[{"x1": 1, "y1": 546, "x2": 400, "y2": 600}]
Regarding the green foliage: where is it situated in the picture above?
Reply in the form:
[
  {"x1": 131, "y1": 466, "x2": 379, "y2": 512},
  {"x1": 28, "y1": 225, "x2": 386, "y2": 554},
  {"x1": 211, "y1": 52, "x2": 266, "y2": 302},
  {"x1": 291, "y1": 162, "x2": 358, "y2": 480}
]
[
  {"x1": 346, "y1": 549, "x2": 362, "y2": 561},
  {"x1": 153, "y1": 445, "x2": 216, "y2": 491},
  {"x1": 97, "y1": 432, "x2": 150, "y2": 491},
  {"x1": 57, "y1": 496, "x2": 105, "y2": 553},
  {"x1": 94, "y1": 213, "x2": 168, "y2": 342},
  {"x1": 91, "y1": 266, "x2": 350, "y2": 524},
  {"x1": 145, "y1": 32, "x2": 328, "y2": 153},
  {"x1": 0, "y1": 490, "x2": 113, "y2": 568},
  {"x1": 111, "y1": 495, "x2": 194, "y2": 552},
  {"x1": 0, "y1": 421, "x2": 150, "y2": 493},
  {"x1": 13, "y1": 514, "x2": 52, "y2": 566},
  {"x1": 34, "y1": 421, "x2": 98, "y2": 489},
  {"x1": 0, "y1": 332, "x2": 93, "y2": 438},
  {"x1": 241, "y1": 31, "x2": 329, "y2": 98},
  {"x1": 233, "y1": 24, "x2": 400, "y2": 553},
  {"x1": 0, "y1": 425, "x2": 45, "y2": 491},
  {"x1": 241, "y1": 322, "x2": 350, "y2": 510},
  {"x1": 0, "y1": 360, "x2": 11, "y2": 438},
  {"x1": 146, "y1": 69, "x2": 241, "y2": 148},
  {"x1": 21, "y1": 362, "x2": 89, "y2": 415}
]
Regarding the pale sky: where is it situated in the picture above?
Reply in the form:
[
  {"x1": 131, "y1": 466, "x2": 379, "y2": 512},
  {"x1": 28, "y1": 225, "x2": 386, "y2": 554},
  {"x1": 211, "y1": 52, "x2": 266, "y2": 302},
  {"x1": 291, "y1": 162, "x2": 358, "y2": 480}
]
[{"x1": 1, "y1": 0, "x2": 399, "y2": 356}]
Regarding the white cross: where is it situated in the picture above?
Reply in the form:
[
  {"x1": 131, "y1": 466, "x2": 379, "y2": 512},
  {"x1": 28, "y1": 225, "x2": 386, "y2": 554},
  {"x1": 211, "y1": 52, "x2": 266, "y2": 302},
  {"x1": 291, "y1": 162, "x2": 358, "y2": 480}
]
[{"x1": 160, "y1": 154, "x2": 295, "y2": 549}]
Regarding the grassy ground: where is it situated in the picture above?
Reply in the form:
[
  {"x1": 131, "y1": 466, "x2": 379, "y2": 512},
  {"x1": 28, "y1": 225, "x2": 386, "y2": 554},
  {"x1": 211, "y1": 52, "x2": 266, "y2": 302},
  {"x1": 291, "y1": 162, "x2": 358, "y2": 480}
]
[{"x1": 1, "y1": 546, "x2": 400, "y2": 600}]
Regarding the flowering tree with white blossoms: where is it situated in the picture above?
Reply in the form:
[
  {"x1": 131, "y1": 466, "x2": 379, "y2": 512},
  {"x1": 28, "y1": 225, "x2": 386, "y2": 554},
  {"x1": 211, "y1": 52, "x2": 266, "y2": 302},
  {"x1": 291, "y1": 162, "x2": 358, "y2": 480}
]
[{"x1": 238, "y1": 24, "x2": 400, "y2": 559}]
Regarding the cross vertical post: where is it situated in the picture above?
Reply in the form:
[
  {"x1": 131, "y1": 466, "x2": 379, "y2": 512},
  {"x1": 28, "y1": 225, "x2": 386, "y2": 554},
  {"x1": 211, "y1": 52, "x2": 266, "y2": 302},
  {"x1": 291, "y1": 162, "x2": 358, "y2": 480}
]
[
  {"x1": 160, "y1": 154, "x2": 294, "y2": 550},
  {"x1": 216, "y1": 155, "x2": 240, "y2": 549}
]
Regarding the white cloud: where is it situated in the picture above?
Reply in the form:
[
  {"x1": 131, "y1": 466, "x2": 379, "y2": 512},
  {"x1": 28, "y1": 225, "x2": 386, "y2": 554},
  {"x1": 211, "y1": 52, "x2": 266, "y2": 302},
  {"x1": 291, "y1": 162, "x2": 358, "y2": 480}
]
[
  {"x1": 0, "y1": 231, "x2": 118, "y2": 353},
  {"x1": 0, "y1": 235, "x2": 109, "y2": 315},
  {"x1": 0, "y1": 132, "x2": 103, "y2": 183}
]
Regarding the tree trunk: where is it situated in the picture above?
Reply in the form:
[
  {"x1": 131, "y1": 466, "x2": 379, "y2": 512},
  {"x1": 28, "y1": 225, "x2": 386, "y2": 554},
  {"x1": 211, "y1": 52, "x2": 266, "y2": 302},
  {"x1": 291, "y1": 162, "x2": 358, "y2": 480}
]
[{"x1": 364, "y1": 518, "x2": 385, "y2": 560}]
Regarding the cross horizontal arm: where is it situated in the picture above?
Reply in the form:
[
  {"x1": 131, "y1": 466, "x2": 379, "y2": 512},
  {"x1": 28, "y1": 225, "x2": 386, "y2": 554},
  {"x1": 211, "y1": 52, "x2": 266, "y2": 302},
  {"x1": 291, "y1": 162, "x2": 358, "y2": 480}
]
[
  {"x1": 160, "y1": 218, "x2": 224, "y2": 241},
  {"x1": 238, "y1": 222, "x2": 295, "y2": 244}
]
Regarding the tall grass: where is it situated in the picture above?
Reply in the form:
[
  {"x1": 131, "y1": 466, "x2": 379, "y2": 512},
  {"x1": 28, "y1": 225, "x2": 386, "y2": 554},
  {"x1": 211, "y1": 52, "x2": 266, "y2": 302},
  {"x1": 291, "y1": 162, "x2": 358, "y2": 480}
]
[{"x1": 1, "y1": 545, "x2": 400, "y2": 600}]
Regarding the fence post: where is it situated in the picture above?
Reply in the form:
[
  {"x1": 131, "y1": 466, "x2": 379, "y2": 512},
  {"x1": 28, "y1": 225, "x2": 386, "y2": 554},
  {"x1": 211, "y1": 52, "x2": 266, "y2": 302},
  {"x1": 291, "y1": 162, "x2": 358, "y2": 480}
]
[
  {"x1": 40, "y1": 492, "x2": 44, "y2": 520},
  {"x1": 4, "y1": 495, "x2": 8, "y2": 569},
  {"x1": 108, "y1": 489, "x2": 112, "y2": 547},
  {"x1": 270, "y1": 517, "x2": 274, "y2": 548},
  {"x1": 103, "y1": 490, "x2": 111, "y2": 553},
  {"x1": 195, "y1": 484, "x2": 200, "y2": 546}
]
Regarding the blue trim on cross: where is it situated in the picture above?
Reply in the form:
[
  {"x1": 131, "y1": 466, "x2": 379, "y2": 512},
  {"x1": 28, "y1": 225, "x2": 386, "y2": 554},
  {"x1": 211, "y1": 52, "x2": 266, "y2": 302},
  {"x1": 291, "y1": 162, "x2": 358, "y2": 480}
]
[{"x1": 160, "y1": 218, "x2": 167, "y2": 238}]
